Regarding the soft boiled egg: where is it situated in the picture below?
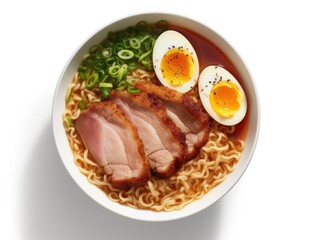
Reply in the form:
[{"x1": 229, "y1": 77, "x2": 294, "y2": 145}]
[
  {"x1": 153, "y1": 30, "x2": 199, "y2": 93},
  {"x1": 198, "y1": 65, "x2": 247, "y2": 126}
]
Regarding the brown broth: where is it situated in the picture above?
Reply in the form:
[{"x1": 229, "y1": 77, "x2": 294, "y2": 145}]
[{"x1": 169, "y1": 25, "x2": 249, "y2": 141}]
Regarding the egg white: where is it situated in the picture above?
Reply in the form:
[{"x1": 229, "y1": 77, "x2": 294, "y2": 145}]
[
  {"x1": 152, "y1": 30, "x2": 199, "y2": 93},
  {"x1": 198, "y1": 65, "x2": 247, "y2": 126}
]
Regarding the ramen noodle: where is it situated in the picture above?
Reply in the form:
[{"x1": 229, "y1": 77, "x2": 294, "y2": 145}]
[{"x1": 63, "y1": 70, "x2": 245, "y2": 211}]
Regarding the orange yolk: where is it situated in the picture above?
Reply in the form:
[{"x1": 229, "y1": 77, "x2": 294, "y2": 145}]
[
  {"x1": 210, "y1": 81, "x2": 242, "y2": 118},
  {"x1": 160, "y1": 48, "x2": 195, "y2": 86}
]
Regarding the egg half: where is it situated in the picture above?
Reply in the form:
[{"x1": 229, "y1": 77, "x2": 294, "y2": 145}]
[
  {"x1": 198, "y1": 65, "x2": 247, "y2": 126},
  {"x1": 153, "y1": 30, "x2": 199, "y2": 93}
]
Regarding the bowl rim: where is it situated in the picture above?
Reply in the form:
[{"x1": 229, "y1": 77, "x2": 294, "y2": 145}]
[{"x1": 52, "y1": 11, "x2": 260, "y2": 222}]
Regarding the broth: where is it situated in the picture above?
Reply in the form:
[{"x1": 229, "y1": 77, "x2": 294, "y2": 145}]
[
  {"x1": 63, "y1": 21, "x2": 248, "y2": 211},
  {"x1": 170, "y1": 25, "x2": 249, "y2": 141}
]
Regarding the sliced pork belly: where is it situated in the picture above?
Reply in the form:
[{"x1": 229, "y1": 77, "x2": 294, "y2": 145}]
[
  {"x1": 110, "y1": 91, "x2": 187, "y2": 177},
  {"x1": 134, "y1": 81, "x2": 211, "y2": 160},
  {"x1": 75, "y1": 101, "x2": 150, "y2": 189}
]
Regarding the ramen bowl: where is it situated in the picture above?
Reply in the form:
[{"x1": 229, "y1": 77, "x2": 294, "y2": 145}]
[{"x1": 52, "y1": 12, "x2": 260, "y2": 221}]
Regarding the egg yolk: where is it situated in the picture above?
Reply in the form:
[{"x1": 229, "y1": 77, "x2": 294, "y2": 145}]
[
  {"x1": 210, "y1": 81, "x2": 242, "y2": 118},
  {"x1": 160, "y1": 48, "x2": 195, "y2": 86}
]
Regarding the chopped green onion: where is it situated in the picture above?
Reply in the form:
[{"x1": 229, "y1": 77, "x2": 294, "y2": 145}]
[
  {"x1": 117, "y1": 64, "x2": 127, "y2": 81},
  {"x1": 105, "y1": 56, "x2": 116, "y2": 66},
  {"x1": 99, "y1": 74, "x2": 109, "y2": 83},
  {"x1": 117, "y1": 49, "x2": 134, "y2": 60},
  {"x1": 129, "y1": 38, "x2": 141, "y2": 49},
  {"x1": 143, "y1": 38, "x2": 155, "y2": 51},
  {"x1": 77, "y1": 20, "x2": 168, "y2": 97},
  {"x1": 93, "y1": 59, "x2": 105, "y2": 69},
  {"x1": 116, "y1": 81, "x2": 126, "y2": 90},
  {"x1": 102, "y1": 47, "x2": 112, "y2": 58},
  {"x1": 66, "y1": 116, "x2": 74, "y2": 127},
  {"x1": 97, "y1": 69, "x2": 105, "y2": 75},
  {"x1": 138, "y1": 49, "x2": 152, "y2": 62},
  {"x1": 132, "y1": 48, "x2": 142, "y2": 58},
  {"x1": 99, "y1": 82, "x2": 113, "y2": 88},
  {"x1": 100, "y1": 88, "x2": 110, "y2": 99},
  {"x1": 127, "y1": 86, "x2": 141, "y2": 94},
  {"x1": 113, "y1": 43, "x2": 125, "y2": 53},
  {"x1": 109, "y1": 63, "x2": 120, "y2": 77},
  {"x1": 78, "y1": 65, "x2": 86, "y2": 72},
  {"x1": 128, "y1": 62, "x2": 138, "y2": 70},
  {"x1": 85, "y1": 72, "x2": 99, "y2": 88},
  {"x1": 123, "y1": 38, "x2": 131, "y2": 49},
  {"x1": 78, "y1": 99, "x2": 87, "y2": 110},
  {"x1": 141, "y1": 58, "x2": 153, "y2": 70},
  {"x1": 140, "y1": 35, "x2": 150, "y2": 43}
]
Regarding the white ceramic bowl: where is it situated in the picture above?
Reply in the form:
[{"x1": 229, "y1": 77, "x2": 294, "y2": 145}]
[{"x1": 52, "y1": 13, "x2": 260, "y2": 221}]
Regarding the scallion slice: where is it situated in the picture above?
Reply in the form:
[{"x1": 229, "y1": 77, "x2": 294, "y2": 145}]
[
  {"x1": 99, "y1": 82, "x2": 113, "y2": 88},
  {"x1": 100, "y1": 88, "x2": 110, "y2": 99},
  {"x1": 117, "y1": 49, "x2": 134, "y2": 60},
  {"x1": 129, "y1": 38, "x2": 141, "y2": 49},
  {"x1": 66, "y1": 116, "x2": 74, "y2": 127},
  {"x1": 78, "y1": 99, "x2": 87, "y2": 110},
  {"x1": 77, "y1": 20, "x2": 168, "y2": 98},
  {"x1": 127, "y1": 86, "x2": 141, "y2": 94},
  {"x1": 102, "y1": 47, "x2": 112, "y2": 58},
  {"x1": 85, "y1": 72, "x2": 99, "y2": 88}
]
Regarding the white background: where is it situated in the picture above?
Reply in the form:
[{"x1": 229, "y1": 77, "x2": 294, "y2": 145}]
[{"x1": 1, "y1": 0, "x2": 319, "y2": 239}]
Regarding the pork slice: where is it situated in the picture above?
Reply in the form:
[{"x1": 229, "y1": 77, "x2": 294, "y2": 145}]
[
  {"x1": 110, "y1": 91, "x2": 187, "y2": 177},
  {"x1": 75, "y1": 101, "x2": 150, "y2": 189},
  {"x1": 134, "y1": 81, "x2": 211, "y2": 160}
]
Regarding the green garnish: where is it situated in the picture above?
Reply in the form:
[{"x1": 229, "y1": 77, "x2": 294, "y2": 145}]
[
  {"x1": 78, "y1": 99, "x2": 88, "y2": 110},
  {"x1": 117, "y1": 50, "x2": 134, "y2": 60},
  {"x1": 66, "y1": 116, "x2": 74, "y2": 127},
  {"x1": 100, "y1": 87, "x2": 110, "y2": 99},
  {"x1": 127, "y1": 86, "x2": 141, "y2": 94},
  {"x1": 78, "y1": 20, "x2": 167, "y2": 99},
  {"x1": 99, "y1": 82, "x2": 113, "y2": 88}
]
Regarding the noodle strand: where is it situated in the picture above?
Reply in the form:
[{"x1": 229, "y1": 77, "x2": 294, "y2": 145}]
[{"x1": 62, "y1": 71, "x2": 245, "y2": 212}]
